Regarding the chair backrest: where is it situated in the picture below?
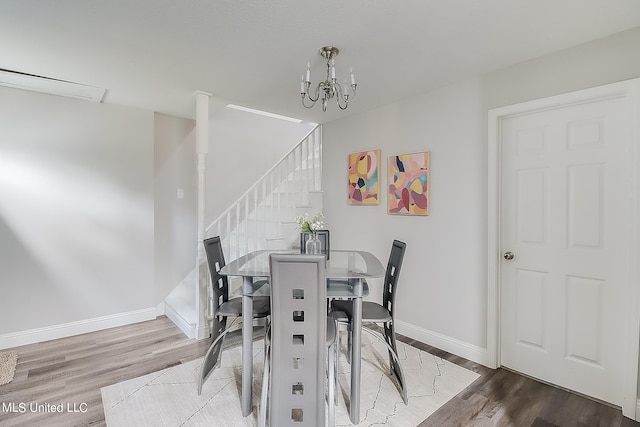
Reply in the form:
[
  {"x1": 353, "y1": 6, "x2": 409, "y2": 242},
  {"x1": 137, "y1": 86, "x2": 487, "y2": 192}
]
[
  {"x1": 202, "y1": 236, "x2": 229, "y2": 367},
  {"x1": 269, "y1": 254, "x2": 327, "y2": 427},
  {"x1": 203, "y1": 236, "x2": 230, "y2": 310},
  {"x1": 382, "y1": 240, "x2": 407, "y2": 319},
  {"x1": 300, "y1": 229, "x2": 330, "y2": 258}
]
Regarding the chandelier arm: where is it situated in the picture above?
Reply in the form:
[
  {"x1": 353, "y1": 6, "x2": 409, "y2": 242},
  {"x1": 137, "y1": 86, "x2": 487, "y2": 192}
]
[
  {"x1": 340, "y1": 82, "x2": 358, "y2": 101},
  {"x1": 342, "y1": 83, "x2": 356, "y2": 100},
  {"x1": 336, "y1": 91, "x2": 349, "y2": 110},
  {"x1": 301, "y1": 96, "x2": 316, "y2": 109},
  {"x1": 305, "y1": 82, "x2": 321, "y2": 103},
  {"x1": 333, "y1": 82, "x2": 349, "y2": 110},
  {"x1": 339, "y1": 84, "x2": 349, "y2": 101}
]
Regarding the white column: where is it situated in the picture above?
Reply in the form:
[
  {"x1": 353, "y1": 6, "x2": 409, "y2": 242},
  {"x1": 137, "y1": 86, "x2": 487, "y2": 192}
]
[{"x1": 196, "y1": 90, "x2": 212, "y2": 340}]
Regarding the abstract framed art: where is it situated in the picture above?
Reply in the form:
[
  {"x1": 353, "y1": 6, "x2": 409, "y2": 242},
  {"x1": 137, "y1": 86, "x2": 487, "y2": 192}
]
[
  {"x1": 348, "y1": 149, "x2": 380, "y2": 205},
  {"x1": 388, "y1": 151, "x2": 430, "y2": 215}
]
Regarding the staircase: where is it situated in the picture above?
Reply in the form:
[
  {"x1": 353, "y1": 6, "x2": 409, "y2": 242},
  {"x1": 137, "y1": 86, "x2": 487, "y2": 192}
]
[
  {"x1": 164, "y1": 124, "x2": 323, "y2": 338},
  {"x1": 207, "y1": 124, "x2": 323, "y2": 258}
]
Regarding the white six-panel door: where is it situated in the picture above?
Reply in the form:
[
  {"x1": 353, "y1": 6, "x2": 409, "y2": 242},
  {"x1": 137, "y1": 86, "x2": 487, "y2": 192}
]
[{"x1": 488, "y1": 79, "x2": 640, "y2": 418}]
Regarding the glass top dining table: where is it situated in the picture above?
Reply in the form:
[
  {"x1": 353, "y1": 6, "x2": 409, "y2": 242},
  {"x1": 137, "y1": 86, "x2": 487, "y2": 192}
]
[{"x1": 219, "y1": 249, "x2": 385, "y2": 424}]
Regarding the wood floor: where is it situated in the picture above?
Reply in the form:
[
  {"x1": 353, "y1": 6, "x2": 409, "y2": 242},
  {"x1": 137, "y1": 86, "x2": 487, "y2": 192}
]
[
  {"x1": 0, "y1": 316, "x2": 637, "y2": 427},
  {"x1": 407, "y1": 338, "x2": 640, "y2": 427}
]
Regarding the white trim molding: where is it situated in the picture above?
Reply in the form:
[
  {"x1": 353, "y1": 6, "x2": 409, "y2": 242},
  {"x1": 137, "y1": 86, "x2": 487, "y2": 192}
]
[
  {"x1": 0, "y1": 308, "x2": 157, "y2": 350},
  {"x1": 164, "y1": 302, "x2": 198, "y2": 339},
  {"x1": 0, "y1": 69, "x2": 105, "y2": 102},
  {"x1": 196, "y1": 90, "x2": 211, "y2": 341},
  {"x1": 396, "y1": 320, "x2": 488, "y2": 367}
]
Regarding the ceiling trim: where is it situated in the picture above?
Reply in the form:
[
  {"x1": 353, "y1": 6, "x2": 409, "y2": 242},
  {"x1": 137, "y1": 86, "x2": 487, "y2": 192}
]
[{"x1": 0, "y1": 69, "x2": 105, "y2": 102}]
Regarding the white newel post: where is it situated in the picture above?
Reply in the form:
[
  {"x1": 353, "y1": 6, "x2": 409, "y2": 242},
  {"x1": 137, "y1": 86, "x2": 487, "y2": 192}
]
[{"x1": 196, "y1": 91, "x2": 211, "y2": 340}]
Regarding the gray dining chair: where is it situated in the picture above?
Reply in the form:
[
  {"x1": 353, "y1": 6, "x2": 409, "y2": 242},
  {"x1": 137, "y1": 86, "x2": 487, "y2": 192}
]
[
  {"x1": 259, "y1": 254, "x2": 337, "y2": 427},
  {"x1": 197, "y1": 236, "x2": 271, "y2": 395},
  {"x1": 331, "y1": 239, "x2": 408, "y2": 404}
]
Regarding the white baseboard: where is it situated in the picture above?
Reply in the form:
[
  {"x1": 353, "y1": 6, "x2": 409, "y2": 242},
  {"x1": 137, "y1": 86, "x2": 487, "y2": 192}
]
[
  {"x1": 156, "y1": 301, "x2": 166, "y2": 317},
  {"x1": 0, "y1": 308, "x2": 158, "y2": 350},
  {"x1": 164, "y1": 302, "x2": 197, "y2": 339},
  {"x1": 395, "y1": 320, "x2": 489, "y2": 367},
  {"x1": 196, "y1": 322, "x2": 210, "y2": 340},
  {"x1": 635, "y1": 399, "x2": 640, "y2": 421}
]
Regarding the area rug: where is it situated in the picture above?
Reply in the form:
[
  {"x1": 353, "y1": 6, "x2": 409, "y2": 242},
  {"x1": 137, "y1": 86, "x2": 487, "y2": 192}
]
[
  {"x1": 101, "y1": 335, "x2": 479, "y2": 427},
  {"x1": 0, "y1": 350, "x2": 18, "y2": 386}
]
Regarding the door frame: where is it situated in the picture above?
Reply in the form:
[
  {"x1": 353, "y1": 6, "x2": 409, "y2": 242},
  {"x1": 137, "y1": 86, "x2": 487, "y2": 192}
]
[{"x1": 487, "y1": 78, "x2": 640, "y2": 419}]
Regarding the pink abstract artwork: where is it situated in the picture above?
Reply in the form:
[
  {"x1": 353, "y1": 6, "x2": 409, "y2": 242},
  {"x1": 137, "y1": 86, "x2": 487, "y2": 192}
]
[
  {"x1": 388, "y1": 152, "x2": 430, "y2": 215},
  {"x1": 348, "y1": 150, "x2": 380, "y2": 205}
]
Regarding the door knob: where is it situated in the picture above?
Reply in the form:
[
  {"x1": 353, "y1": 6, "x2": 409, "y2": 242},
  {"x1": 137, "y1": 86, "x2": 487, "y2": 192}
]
[{"x1": 503, "y1": 251, "x2": 514, "y2": 260}]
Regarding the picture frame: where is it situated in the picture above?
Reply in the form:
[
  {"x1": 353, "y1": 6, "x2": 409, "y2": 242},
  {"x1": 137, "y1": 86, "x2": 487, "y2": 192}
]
[
  {"x1": 388, "y1": 151, "x2": 430, "y2": 215},
  {"x1": 347, "y1": 149, "x2": 380, "y2": 205}
]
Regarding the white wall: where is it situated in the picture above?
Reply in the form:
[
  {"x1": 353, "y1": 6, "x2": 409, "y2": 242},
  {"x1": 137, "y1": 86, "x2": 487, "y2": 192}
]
[
  {"x1": 205, "y1": 106, "x2": 316, "y2": 223},
  {"x1": 0, "y1": 86, "x2": 155, "y2": 338},
  {"x1": 323, "y1": 79, "x2": 488, "y2": 353},
  {"x1": 0, "y1": 88, "x2": 313, "y2": 347},
  {"x1": 154, "y1": 113, "x2": 197, "y2": 304},
  {"x1": 322, "y1": 27, "x2": 640, "y2": 364}
]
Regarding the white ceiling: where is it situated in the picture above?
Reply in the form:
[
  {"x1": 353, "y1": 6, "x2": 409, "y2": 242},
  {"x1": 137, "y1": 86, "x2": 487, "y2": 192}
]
[{"x1": 1, "y1": 0, "x2": 639, "y2": 124}]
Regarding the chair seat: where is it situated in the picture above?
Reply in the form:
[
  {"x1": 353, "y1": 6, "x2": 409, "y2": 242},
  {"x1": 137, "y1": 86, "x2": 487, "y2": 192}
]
[
  {"x1": 331, "y1": 300, "x2": 392, "y2": 323},
  {"x1": 217, "y1": 296, "x2": 271, "y2": 317}
]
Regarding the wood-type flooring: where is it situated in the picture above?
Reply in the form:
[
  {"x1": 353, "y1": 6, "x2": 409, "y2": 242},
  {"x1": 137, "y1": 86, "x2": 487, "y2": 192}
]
[{"x1": 0, "y1": 316, "x2": 637, "y2": 427}]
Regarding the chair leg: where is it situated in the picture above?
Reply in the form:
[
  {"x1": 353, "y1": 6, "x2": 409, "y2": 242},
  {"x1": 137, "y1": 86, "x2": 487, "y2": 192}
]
[
  {"x1": 383, "y1": 321, "x2": 398, "y2": 375},
  {"x1": 346, "y1": 323, "x2": 353, "y2": 364},
  {"x1": 382, "y1": 321, "x2": 408, "y2": 403},
  {"x1": 336, "y1": 322, "x2": 342, "y2": 360},
  {"x1": 259, "y1": 325, "x2": 271, "y2": 427},
  {"x1": 197, "y1": 327, "x2": 231, "y2": 395},
  {"x1": 334, "y1": 338, "x2": 339, "y2": 406},
  {"x1": 362, "y1": 326, "x2": 408, "y2": 405},
  {"x1": 327, "y1": 341, "x2": 336, "y2": 427}
]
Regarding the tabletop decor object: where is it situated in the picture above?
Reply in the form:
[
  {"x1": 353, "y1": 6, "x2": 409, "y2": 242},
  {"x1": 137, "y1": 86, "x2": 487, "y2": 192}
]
[
  {"x1": 348, "y1": 149, "x2": 380, "y2": 205},
  {"x1": 388, "y1": 151, "x2": 430, "y2": 215},
  {"x1": 296, "y1": 211, "x2": 325, "y2": 254}
]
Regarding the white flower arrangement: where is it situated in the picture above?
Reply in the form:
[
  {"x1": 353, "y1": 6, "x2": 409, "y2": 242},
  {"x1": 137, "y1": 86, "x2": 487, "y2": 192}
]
[{"x1": 295, "y1": 212, "x2": 325, "y2": 234}]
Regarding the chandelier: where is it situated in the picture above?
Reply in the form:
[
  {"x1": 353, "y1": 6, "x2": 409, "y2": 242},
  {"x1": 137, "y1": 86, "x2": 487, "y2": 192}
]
[{"x1": 300, "y1": 46, "x2": 357, "y2": 111}]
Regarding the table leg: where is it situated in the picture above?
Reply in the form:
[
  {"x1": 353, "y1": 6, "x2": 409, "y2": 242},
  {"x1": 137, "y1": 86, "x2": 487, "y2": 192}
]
[
  {"x1": 350, "y1": 284, "x2": 363, "y2": 424},
  {"x1": 241, "y1": 276, "x2": 254, "y2": 417}
]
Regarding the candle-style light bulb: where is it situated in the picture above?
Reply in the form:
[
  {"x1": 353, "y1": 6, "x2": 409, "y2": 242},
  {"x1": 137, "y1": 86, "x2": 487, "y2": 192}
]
[
  {"x1": 306, "y1": 62, "x2": 311, "y2": 82},
  {"x1": 350, "y1": 66, "x2": 356, "y2": 85},
  {"x1": 300, "y1": 75, "x2": 305, "y2": 94}
]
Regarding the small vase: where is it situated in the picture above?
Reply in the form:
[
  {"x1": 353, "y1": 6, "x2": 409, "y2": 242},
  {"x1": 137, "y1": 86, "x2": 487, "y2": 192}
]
[{"x1": 305, "y1": 232, "x2": 322, "y2": 255}]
